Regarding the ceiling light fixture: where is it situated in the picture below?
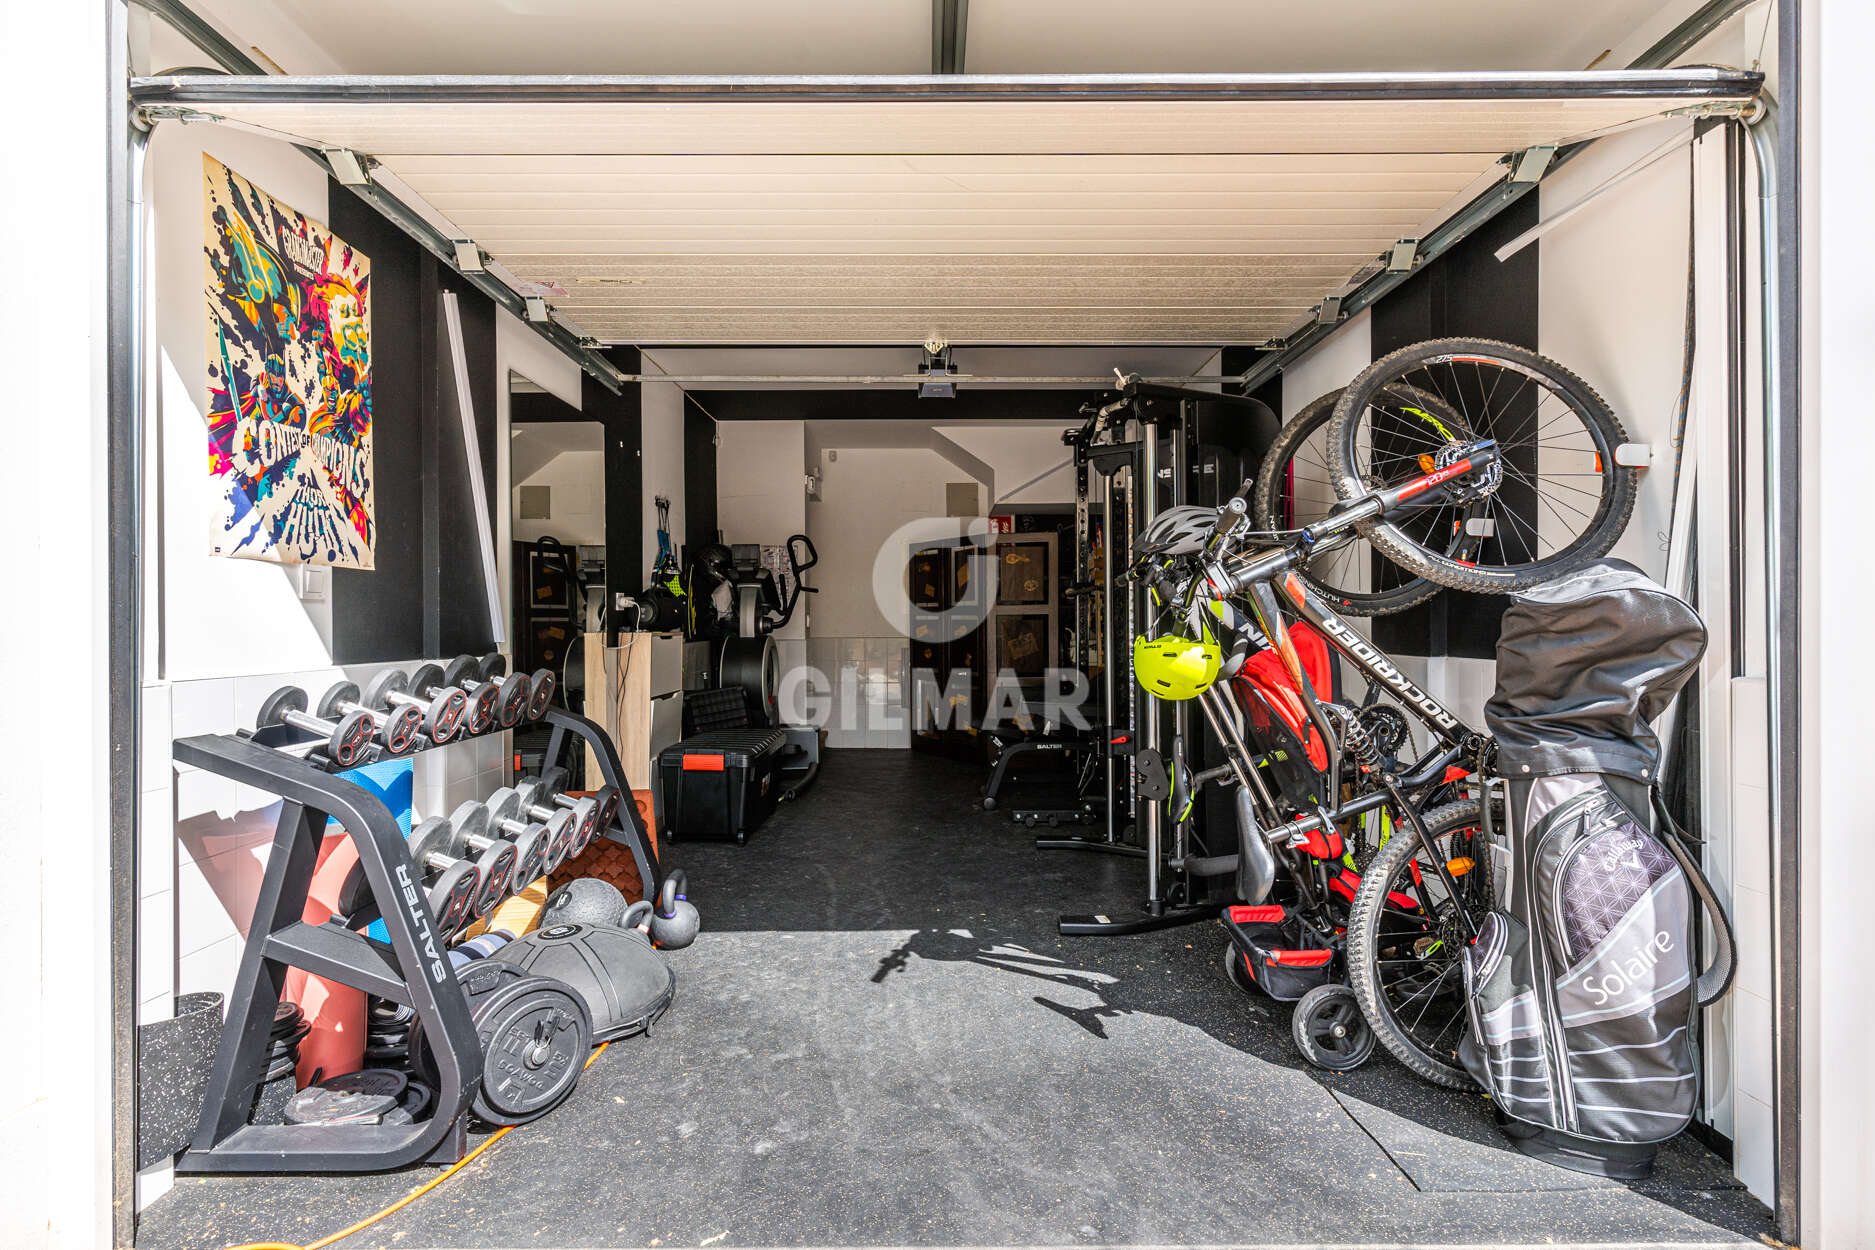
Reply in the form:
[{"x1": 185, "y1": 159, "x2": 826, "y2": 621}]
[{"x1": 918, "y1": 341, "x2": 956, "y2": 399}]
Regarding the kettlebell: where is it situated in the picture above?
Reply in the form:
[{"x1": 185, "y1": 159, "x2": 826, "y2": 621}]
[
  {"x1": 621, "y1": 900, "x2": 654, "y2": 936},
  {"x1": 650, "y1": 870, "x2": 700, "y2": 950}
]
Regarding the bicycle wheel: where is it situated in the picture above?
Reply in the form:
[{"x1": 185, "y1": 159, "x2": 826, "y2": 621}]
[
  {"x1": 1254, "y1": 387, "x2": 1454, "y2": 616},
  {"x1": 1345, "y1": 797, "x2": 1501, "y2": 1088},
  {"x1": 1326, "y1": 339, "x2": 1638, "y2": 595}
]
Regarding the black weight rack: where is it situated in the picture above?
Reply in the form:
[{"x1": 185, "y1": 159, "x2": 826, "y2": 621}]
[{"x1": 171, "y1": 702, "x2": 661, "y2": 1173}]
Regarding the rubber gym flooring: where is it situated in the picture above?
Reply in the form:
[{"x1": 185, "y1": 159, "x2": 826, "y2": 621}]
[{"x1": 138, "y1": 749, "x2": 1774, "y2": 1250}]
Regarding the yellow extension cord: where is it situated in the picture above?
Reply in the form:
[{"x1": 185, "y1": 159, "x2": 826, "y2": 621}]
[{"x1": 225, "y1": 1042, "x2": 611, "y2": 1250}]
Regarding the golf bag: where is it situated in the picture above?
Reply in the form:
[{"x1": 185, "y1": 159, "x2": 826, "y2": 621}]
[{"x1": 1462, "y1": 560, "x2": 1735, "y2": 1178}]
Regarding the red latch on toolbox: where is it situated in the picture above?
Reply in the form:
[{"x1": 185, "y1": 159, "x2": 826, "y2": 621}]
[{"x1": 682, "y1": 754, "x2": 726, "y2": 772}]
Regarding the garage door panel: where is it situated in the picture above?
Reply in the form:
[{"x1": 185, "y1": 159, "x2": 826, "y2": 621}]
[
  {"x1": 145, "y1": 71, "x2": 1755, "y2": 344},
  {"x1": 195, "y1": 97, "x2": 1720, "y2": 157}
]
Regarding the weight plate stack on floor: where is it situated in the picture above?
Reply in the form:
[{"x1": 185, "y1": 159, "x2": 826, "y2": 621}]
[
  {"x1": 362, "y1": 998, "x2": 415, "y2": 1071},
  {"x1": 409, "y1": 962, "x2": 592, "y2": 1126},
  {"x1": 248, "y1": 1001, "x2": 310, "y2": 1126},
  {"x1": 493, "y1": 922, "x2": 676, "y2": 1042},
  {"x1": 284, "y1": 1069, "x2": 410, "y2": 1126}
]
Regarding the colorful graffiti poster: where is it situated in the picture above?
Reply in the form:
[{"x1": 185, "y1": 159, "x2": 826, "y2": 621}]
[{"x1": 204, "y1": 155, "x2": 373, "y2": 568}]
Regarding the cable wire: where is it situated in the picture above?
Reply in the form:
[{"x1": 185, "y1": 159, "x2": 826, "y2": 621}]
[{"x1": 222, "y1": 1043, "x2": 612, "y2": 1250}]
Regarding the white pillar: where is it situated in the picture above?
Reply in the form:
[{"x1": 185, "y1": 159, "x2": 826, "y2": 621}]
[{"x1": 0, "y1": 2, "x2": 118, "y2": 1247}]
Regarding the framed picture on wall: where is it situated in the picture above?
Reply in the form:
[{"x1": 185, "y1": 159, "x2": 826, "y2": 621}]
[{"x1": 203, "y1": 155, "x2": 374, "y2": 568}]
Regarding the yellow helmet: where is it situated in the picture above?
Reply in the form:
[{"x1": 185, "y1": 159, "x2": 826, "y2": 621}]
[{"x1": 1132, "y1": 630, "x2": 1222, "y2": 700}]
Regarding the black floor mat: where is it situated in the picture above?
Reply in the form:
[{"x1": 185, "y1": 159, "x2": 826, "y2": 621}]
[{"x1": 135, "y1": 749, "x2": 1771, "y2": 1249}]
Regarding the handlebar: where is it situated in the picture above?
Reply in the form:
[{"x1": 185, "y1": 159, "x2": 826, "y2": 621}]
[{"x1": 1194, "y1": 441, "x2": 1501, "y2": 603}]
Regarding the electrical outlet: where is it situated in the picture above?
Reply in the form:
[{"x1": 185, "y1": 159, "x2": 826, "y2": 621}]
[{"x1": 299, "y1": 565, "x2": 330, "y2": 603}]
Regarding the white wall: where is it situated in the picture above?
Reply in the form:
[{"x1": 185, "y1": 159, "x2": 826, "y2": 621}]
[
  {"x1": 1805, "y1": 0, "x2": 1874, "y2": 1244},
  {"x1": 151, "y1": 123, "x2": 337, "y2": 678},
  {"x1": 640, "y1": 360, "x2": 687, "y2": 576},
  {"x1": 805, "y1": 447, "x2": 959, "y2": 747},
  {"x1": 513, "y1": 449, "x2": 606, "y2": 546},
  {"x1": 937, "y1": 423, "x2": 1078, "y2": 507},
  {"x1": 717, "y1": 420, "x2": 809, "y2": 686},
  {"x1": 0, "y1": 3, "x2": 114, "y2": 1246}
]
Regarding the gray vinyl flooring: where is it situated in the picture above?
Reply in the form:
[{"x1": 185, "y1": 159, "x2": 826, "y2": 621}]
[{"x1": 136, "y1": 749, "x2": 1771, "y2": 1250}]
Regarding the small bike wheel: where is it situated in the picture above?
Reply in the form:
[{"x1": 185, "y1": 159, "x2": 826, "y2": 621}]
[
  {"x1": 1223, "y1": 943, "x2": 1256, "y2": 994},
  {"x1": 1291, "y1": 983, "x2": 1375, "y2": 1072},
  {"x1": 1253, "y1": 387, "x2": 1446, "y2": 617},
  {"x1": 1345, "y1": 797, "x2": 1502, "y2": 1088},
  {"x1": 1326, "y1": 338, "x2": 1638, "y2": 595}
]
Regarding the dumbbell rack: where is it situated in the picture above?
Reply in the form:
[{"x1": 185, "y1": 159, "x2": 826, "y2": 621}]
[
  {"x1": 169, "y1": 706, "x2": 659, "y2": 1173},
  {"x1": 537, "y1": 704, "x2": 661, "y2": 899},
  {"x1": 170, "y1": 732, "x2": 480, "y2": 1172}
]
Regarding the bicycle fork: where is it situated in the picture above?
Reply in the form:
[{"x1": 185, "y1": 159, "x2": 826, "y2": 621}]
[{"x1": 1376, "y1": 772, "x2": 1480, "y2": 945}]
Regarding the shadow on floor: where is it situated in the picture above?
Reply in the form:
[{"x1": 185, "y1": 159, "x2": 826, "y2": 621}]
[
  {"x1": 680, "y1": 749, "x2": 1766, "y2": 1230},
  {"x1": 135, "y1": 747, "x2": 1771, "y2": 1250}
]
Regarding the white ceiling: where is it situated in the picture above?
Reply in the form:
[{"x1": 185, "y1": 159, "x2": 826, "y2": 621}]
[
  {"x1": 175, "y1": 79, "x2": 1748, "y2": 345},
  {"x1": 220, "y1": 0, "x2": 1686, "y2": 76}
]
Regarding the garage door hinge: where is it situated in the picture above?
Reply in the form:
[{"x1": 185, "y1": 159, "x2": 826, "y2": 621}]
[
  {"x1": 1510, "y1": 145, "x2": 1557, "y2": 183},
  {"x1": 1666, "y1": 99, "x2": 1760, "y2": 121},
  {"x1": 1314, "y1": 295, "x2": 1344, "y2": 328},
  {"x1": 138, "y1": 104, "x2": 221, "y2": 127},
  {"x1": 1387, "y1": 238, "x2": 1419, "y2": 272}
]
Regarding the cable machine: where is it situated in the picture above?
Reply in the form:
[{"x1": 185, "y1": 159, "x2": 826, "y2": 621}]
[{"x1": 1051, "y1": 378, "x2": 1278, "y2": 936}]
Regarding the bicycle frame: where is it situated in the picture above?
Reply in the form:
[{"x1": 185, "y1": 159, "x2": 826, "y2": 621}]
[{"x1": 1165, "y1": 451, "x2": 1501, "y2": 931}]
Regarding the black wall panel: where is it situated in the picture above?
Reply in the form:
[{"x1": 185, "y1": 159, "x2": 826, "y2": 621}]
[
  {"x1": 327, "y1": 181, "x2": 501, "y2": 662},
  {"x1": 1369, "y1": 192, "x2": 1541, "y2": 660},
  {"x1": 587, "y1": 348, "x2": 642, "y2": 636},
  {"x1": 327, "y1": 182, "x2": 425, "y2": 661},
  {"x1": 683, "y1": 396, "x2": 719, "y2": 559}
]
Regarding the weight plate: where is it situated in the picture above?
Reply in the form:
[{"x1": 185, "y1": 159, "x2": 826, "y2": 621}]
[
  {"x1": 509, "y1": 826, "x2": 548, "y2": 892},
  {"x1": 543, "y1": 810, "x2": 577, "y2": 872},
  {"x1": 317, "y1": 681, "x2": 362, "y2": 721},
  {"x1": 381, "y1": 1079, "x2": 434, "y2": 1126},
  {"x1": 331, "y1": 711, "x2": 376, "y2": 768},
  {"x1": 429, "y1": 688, "x2": 468, "y2": 743},
  {"x1": 479, "y1": 653, "x2": 508, "y2": 681},
  {"x1": 535, "y1": 767, "x2": 570, "y2": 803},
  {"x1": 473, "y1": 980, "x2": 589, "y2": 1124},
  {"x1": 328, "y1": 1068, "x2": 408, "y2": 1100},
  {"x1": 526, "y1": 670, "x2": 556, "y2": 720},
  {"x1": 471, "y1": 844, "x2": 519, "y2": 917},
  {"x1": 256, "y1": 686, "x2": 308, "y2": 728},
  {"x1": 406, "y1": 963, "x2": 592, "y2": 1128},
  {"x1": 362, "y1": 668, "x2": 408, "y2": 709},
  {"x1": 430, "y1": 863, "x2": 481, "y2": 936},
  {"x1": 283, "y1": 1085, "x2": 397, "y2": 1126},
  {"x1": 408, "y1": 662, "x2": 446, "y2": 699},
  {"x1": 494, "y1": 675, "x2": 529, "y2": 728},
  {"x1": 568, "y1": 798, "x2": 600, "y2": 858},
  {"x1": 443, "y1": 655, "x2": 479, "y2": 691},
  {"x1": 384, "y1": 703, "x2": 424, "y2": 755},
  {"x1": 466, "y1": 683, "x2": 499, "y2": 734}
]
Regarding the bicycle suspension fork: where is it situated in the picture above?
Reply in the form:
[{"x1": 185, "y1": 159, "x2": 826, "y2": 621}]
[{"x1": 1376, "y1": 771, "x2": 1480, "y2": 944}]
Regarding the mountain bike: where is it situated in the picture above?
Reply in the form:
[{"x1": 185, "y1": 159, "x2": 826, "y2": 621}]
[{"x1": 1125, "y1": 337, "x2": 1639, "y2": 1082}]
